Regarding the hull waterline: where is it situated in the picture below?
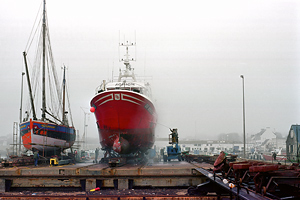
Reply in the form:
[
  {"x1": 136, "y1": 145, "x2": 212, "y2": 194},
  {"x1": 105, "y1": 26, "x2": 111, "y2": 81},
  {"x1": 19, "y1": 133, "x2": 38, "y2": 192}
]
[{"x1": 20, "y1": 119, "x2": 76, "y2": 154}]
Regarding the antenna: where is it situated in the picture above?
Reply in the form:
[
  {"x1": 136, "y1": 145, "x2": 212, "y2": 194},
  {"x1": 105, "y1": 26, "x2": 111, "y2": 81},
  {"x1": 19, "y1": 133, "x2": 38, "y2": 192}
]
[
  {"x1": 118, "y1": 30, "x2": 120, "y2": 63},
  {"x1": 118, "y1": 31, "x2": 137, "y2": 62},
  {"x1": 134, "y1": 30, "x2": 137, "y2": 62},
  {"x1": 112, "y1": 61, "x2": 114, "y2": 81}
]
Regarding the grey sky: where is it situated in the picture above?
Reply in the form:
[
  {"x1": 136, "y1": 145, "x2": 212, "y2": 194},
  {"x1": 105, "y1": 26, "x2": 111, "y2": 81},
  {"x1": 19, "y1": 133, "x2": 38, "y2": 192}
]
[{"x1": 1, "y1": 0, "x2": 299, "y2": 142}]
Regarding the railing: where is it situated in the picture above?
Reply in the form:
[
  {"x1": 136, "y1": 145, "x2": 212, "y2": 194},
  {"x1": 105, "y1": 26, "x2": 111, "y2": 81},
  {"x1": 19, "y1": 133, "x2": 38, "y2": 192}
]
[{"x1": 94, "y1": 82, "x2": 152, "y2": 99}]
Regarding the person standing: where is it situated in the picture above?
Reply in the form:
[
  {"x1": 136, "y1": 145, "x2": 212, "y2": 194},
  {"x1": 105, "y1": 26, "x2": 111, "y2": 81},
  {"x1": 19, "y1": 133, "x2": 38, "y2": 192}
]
[
  {"x1": 74, "y1": 150, "x2": 78, "y2": 161},
  {"x1": 33, "y1": 150, "x2": 39, "y2": 166},
  {"x1": 273, "y1": 152, "x2": 277, "y2": 161},
  {"x1": 95, "y1": 148, "x2": 99, "y2": 163}
]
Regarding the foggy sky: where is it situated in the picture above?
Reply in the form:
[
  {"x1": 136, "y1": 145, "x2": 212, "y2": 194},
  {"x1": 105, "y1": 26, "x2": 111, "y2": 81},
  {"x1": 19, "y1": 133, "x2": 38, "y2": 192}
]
[{"x1": 1, "y1": 0, "x2": 299, "y2": 142}]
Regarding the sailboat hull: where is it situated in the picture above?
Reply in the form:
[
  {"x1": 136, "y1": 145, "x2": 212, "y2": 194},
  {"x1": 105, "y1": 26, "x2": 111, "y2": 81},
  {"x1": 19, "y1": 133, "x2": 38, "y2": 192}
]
[
  {"x1": 90, "y1": 90, "x2": 157, "y2": 154},
  {"x1": 20, "y1": 119, "x2": 76, "y2": 154}
]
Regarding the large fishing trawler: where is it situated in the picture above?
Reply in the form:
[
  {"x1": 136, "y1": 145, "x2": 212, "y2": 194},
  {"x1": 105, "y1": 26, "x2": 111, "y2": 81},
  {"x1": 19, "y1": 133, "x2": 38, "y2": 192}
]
[{"x1": 90, "y1": 41, "x2": 157, "y2": 158}]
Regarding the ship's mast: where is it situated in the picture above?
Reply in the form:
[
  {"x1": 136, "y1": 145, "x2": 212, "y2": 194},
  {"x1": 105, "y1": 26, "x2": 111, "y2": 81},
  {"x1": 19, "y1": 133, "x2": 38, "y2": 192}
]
[
  {"x1": 118, "y1": 41, "x2": 136, "y2": 82},
  {"x1": 23, "y1": 52, "x2": 37, "y2": 120},
  {"x1": 42, "y1": 0, "x2": 46, "y2": 121},
  {"x1": 62, "y1": 65, "x2": 66, "y2": 125}
]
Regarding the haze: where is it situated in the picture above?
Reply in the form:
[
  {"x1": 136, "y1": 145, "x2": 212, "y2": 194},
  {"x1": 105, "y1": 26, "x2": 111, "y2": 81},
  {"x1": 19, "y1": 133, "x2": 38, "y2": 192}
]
[{"x1": 1, "y1": 0, "x2": 299, "y2": 142}]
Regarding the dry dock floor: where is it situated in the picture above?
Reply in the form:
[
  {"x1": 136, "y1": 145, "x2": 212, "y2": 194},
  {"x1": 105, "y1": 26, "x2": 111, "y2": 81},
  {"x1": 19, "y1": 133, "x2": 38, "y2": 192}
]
[{"x1": 0, "y1": 161, "x2": 210, "y2": 194}]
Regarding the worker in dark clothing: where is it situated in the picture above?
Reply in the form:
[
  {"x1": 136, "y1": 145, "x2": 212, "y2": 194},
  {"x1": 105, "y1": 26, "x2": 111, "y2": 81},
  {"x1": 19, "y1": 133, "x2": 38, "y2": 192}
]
[
  {"x1": 273, "y1": 152, "x2": 277, "y2": 160},
  {"x1": 33, "y1": 150, "x2": 39, "y2": 166},
  {"x1": 170, "y1": 128, "x2": 178, "y2": 144},
  {"x1": 75, "y1": 150, "x2": 78, "y2": 160}
]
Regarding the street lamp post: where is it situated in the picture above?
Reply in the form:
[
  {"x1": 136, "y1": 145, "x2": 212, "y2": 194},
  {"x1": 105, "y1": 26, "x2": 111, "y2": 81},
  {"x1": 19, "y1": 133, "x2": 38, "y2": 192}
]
[{"x1": 240, "y1": 75, "x2": 246, "y2": 158}]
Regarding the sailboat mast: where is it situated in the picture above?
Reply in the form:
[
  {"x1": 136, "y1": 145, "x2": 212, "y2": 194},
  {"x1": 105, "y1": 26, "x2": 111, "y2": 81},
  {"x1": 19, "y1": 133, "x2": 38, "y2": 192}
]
[
  {"x1": 42, "y1": 0, "x2": 46, "y2": 120},
  {"x1": 23, "y1": 52, "x2": 37, "y2": 120},
  {"x1": 62, "y1": 65, "x2": 66, "y2": 124}
]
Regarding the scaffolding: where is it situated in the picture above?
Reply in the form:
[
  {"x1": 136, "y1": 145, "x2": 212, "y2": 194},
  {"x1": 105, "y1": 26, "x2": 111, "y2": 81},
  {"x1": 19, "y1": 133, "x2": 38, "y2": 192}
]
[{"x1": 12, "y1": 122, "x2": 18, "y2": 156}]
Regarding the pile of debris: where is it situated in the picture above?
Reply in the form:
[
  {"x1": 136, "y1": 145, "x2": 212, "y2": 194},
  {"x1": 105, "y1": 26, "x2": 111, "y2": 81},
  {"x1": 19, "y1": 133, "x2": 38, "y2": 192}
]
[{"x1": 1, "y1": 155, "x2": 34, "y2": 167}]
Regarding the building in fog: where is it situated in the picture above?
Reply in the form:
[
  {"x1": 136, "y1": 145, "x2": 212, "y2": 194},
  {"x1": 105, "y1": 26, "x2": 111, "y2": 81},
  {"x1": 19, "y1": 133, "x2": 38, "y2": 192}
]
[
  {"x1": 286, "y1": 125, "x2": 300, "y2": 161},
  {"x1": 250, "y1": 127, "x2": 286, "y2": 153},
  {"x1": 251, "y1": 127, "x2": 276, "y2": 145},
  {"x1": 154, "y1": 137, "x2": 245, "y2": 156}
]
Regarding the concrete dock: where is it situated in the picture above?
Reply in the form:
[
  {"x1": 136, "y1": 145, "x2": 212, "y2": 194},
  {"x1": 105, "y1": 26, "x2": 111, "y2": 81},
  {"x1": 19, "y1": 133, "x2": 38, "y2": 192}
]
[{"x1": 0, "y1": 161, "x2": 209, "y2": 192}]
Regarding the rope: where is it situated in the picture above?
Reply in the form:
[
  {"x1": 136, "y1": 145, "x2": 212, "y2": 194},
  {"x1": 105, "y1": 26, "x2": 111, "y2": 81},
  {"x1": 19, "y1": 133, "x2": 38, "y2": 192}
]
[
  {"x1": 25, "y1": 2, "x2": 42, "y2": 52},
  {"x1": 23, "y1": 2, "x2": 75, "y2": 128},
  {"x1": 156, "y1": 122, "x2": 171, "y2": 129}
]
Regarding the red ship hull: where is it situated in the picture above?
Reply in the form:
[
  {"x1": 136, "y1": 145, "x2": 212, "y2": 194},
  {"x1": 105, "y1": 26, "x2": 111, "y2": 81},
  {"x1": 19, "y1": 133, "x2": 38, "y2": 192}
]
[{"x1": 90, "y1": 90, "x2": 157, "y2": 155}]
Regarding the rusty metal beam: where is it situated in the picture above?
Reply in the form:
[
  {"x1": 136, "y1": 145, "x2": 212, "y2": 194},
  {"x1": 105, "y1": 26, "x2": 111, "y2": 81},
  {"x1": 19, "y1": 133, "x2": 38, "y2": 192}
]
[
  {"x1": 0, "y1": 174, "x2": 202, "y2": 178},
  {"x1": 195, "y1": 168, "x2": 272, "y2": 200},
  {"x1": 0, "y1": 194, "x2": 223, "y2": 200},
  {"x1": 7, "y1": 176, "x2": 204, "y2": 189}
]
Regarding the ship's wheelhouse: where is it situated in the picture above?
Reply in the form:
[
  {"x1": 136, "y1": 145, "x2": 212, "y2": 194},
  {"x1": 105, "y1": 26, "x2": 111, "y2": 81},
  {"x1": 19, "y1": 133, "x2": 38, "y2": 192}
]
[{"x1": 96, "y1": 81, "x2": 152, "y2": 98}]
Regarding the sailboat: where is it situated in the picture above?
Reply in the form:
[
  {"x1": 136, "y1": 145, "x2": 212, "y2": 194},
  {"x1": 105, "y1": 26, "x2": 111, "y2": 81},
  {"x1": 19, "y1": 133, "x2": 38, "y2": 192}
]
[{"x1": 19, "y1": 0, "x2": 76, "y2": 156}]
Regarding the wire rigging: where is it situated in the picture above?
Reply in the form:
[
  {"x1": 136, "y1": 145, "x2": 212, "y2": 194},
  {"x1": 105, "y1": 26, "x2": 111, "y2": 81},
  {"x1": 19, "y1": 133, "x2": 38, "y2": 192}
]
[
  {"x1": 22, "y1": 3, "x2": 74, "y2": 126},
  {"x1": 25, "y1": 2, "x2": 42, "y2": 52}
]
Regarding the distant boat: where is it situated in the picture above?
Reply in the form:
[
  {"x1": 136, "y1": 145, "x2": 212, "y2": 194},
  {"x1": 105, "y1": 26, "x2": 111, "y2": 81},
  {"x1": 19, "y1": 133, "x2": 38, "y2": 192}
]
[
  {"x1": 20, "y1": 0, "x2": 76, "y2": 156},
  {"x1": 90, "y1": 41, "x2": 157, "y2": 157},
  {"x1": 263, "y1": 153, "x2": 287, "y2": 161}
]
